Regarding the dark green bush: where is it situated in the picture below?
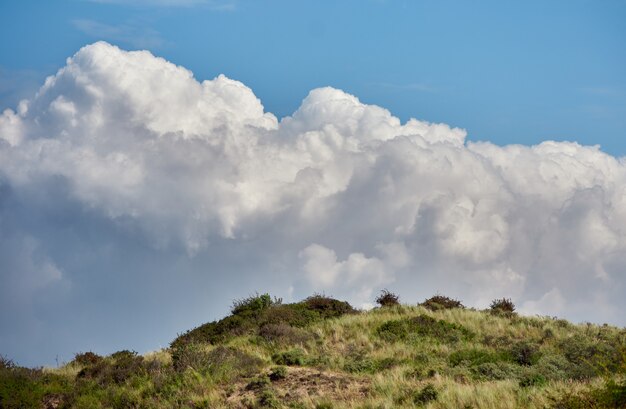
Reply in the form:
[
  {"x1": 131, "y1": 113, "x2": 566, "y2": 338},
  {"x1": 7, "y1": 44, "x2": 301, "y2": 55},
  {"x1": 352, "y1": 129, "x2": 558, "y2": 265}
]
[
  {"x1": 511, "y1": 341, "x2": 540, "y2": 366},
  {"x1": 171, "y1": 294, "x2": 356, "y2": 349},
  {"x1": 413, "y1": 383, "x2": 438, "y2": 405},
  {"x1": 259, "y1": 323, "x2": 314, "y2": 345},
  {"x1": 272, "y1": 349, "x2": 307, "y2": 366},
  {"x1": 246, "y1": 375, "x2": 271, "y2": 390},
  {"x1": 257, "y1": 388, "x2": 281, "y2": 408},
  {"x1": 268, "y1": 366, "x2": 287, "y2": 381},
  {"x1": 77, "y1": 350, "x2": 145, "y2": 386},
  {"x1": 519, "y1": 371, "x2": 547, "y2": 388},
  {"x1": 377, "y1": 315, "x2": 474, "y2": 344},
  {"x1": 559, "y1": 334, "x2": 622, "y2": 379},
  {"x1": 375, "y1": 289, "x2": 400, "y2": 307},
  {"x1": 489, "y1": 298, "x2": 516, "y2": 315},
  {"x1": 303, "y1": 294, "x2": 357, "y2": 318},
  {"x1": 471, "y1": 362, "x2": 521, "y2": 380},
  {"x1": 420, "y1": 295, "x2": 464, "y2": 311},
  {"x1": 449, "y1": 348, "x2": 509, "y2": 367},
  {"x1": 74, "y1": 352, "x2": 102, "y2": 366},
  {"x1": 231, "y1": 293, "x2": 280, "y2": 316},
  {"x1": 376, "y1": 320, "x2": 409, "y2": 342}
]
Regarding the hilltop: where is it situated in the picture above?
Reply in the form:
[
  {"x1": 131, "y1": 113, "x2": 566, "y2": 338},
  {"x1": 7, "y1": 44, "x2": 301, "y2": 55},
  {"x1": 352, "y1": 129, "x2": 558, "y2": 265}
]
[{"x1": 1, "y1": 292, "x2": 625, "y2": 408}]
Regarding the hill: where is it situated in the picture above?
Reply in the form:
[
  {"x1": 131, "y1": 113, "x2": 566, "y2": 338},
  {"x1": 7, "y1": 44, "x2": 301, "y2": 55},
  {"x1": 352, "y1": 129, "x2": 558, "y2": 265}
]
[{"x1": 1, "y1": 293, "x2": 625, "y2": 408}]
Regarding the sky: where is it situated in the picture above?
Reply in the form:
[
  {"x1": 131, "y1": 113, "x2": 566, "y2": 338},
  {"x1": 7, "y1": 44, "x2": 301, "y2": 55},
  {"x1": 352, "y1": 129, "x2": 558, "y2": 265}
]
[{"x1": 0, "y1": 0, "x2": 625, "y2": 367}]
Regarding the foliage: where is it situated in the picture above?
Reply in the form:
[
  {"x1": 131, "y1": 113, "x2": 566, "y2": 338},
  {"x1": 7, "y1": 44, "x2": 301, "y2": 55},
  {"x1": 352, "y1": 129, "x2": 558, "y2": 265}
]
[
  {"x1": 420, "y1": 294, "x2": 465, "y2": 311},
  {"x1": 376, "y1": 314, "x2": 474, "y2": 343},
  {"x1": 268, "y1": 366, "x2": 287, "y2": 381},
  {"x1": 171, "y1": 293, "x2": 355, "y2": 349},
  {"x1": 375, "y1": 289, "x2": 400, "y2": 307},
  {"x1": 272, "y1": 349, "x2": 307, "y2": 366},
  {"x1": 74, "y1": 351, "x2": 103, "y2": 366},
  {"x1": 489, "y1": 297, "x2": 516, "y2": 315},
  {"x1": 413, "y1": 383, "x2": 438, "y2": 405},
  {"x1": 2, "y1": 292, "x2": 626, "y2": 408}
]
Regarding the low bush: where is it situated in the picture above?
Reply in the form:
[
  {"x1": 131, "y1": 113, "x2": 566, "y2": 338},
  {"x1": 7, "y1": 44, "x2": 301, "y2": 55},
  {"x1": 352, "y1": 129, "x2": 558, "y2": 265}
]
[
  {"x1": 257, "y1": 388, "x2": 281, "y2": 408},
  {"x1": 259, "y1": 323, "x2": 314, "y2": 345},
  {"x1": 268, "y1": 366, "x2": 287, "y2": 381},
  {"x1": 449, "y1": 348, "x2": 509, "y2": 367},
  {"x1": 375, "y1": 289, "x2": 400, "y2": 307},
  {"x1": 413, "y1": 383, "x2": 438, "y2": 405},
  {"x1": 303, "y1": 294, "x2": 357, "y2": 318},
  {"x1": 471, "y1": 362, "x2": 521, "y2": 381},
  {"x1": 77, "y1": 350, "x2": 145, "y2": 386},
  {"x1": 510, "y1": 341, "x2": 540, "y2": 366},
  {"x1": 246, "y1": 375, "x2": 271, "y2": 390},
  {"x1": 377, "y1": 315, "x2": 474, "y2": 343},
  {"x1": 73, "y1": 352, "x2": 102, "y2": 366},
  {"x1": 272, "y1": 349, "x2": 307, "y2": 366},
  {"x1": 519, "y1": 371, "x2": 547, "y2": 388},
  {"x1": 420, "y1": 294, "x2": 464, "y2": 311},
  {"x1": 489, "y1": 298, "x2": 516, "y2": 315},
  {"x1": 231, "y1": 293, "x2": 280, "y2": 317},
  {"x1": 171, "y1": 294, "x2": 356, "y2": 349}
]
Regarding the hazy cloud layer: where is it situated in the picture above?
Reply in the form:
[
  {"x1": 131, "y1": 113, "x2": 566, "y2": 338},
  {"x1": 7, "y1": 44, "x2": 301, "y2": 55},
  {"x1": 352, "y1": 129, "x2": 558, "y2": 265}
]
[{"x1": 1, "y1": 43, "x2": 625, "y2": 365}]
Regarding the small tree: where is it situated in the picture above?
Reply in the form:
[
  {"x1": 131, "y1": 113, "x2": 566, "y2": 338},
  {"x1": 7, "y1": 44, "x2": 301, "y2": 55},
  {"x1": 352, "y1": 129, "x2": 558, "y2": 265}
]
[
  {"x1": 375, "y1": 289, "x2": 400, "y2": 307},
  {"x1": 489, "y1": 298, "x2": 516, "y2": 316}
]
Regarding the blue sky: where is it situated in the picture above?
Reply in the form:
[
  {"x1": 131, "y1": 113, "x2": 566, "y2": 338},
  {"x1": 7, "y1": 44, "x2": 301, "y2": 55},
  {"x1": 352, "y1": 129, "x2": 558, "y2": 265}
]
[
  {"x1": 1, "y1": 1, "x2": 626, "y2": 367},
  {"x1": 1, "y1": 0, "x2": 625, "y2": 154}
]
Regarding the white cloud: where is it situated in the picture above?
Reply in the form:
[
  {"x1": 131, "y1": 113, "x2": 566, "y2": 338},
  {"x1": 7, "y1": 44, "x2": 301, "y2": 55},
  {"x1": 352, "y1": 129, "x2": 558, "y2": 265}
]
[{"x1": 1, "y1": 42, "x2": 626, "y2": 362}]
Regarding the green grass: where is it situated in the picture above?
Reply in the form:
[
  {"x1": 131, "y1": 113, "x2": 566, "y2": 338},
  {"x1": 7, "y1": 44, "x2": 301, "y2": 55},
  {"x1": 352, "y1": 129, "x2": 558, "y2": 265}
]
[{"x1": 1, "y1": 294, "x2": 625, "y2": 408}]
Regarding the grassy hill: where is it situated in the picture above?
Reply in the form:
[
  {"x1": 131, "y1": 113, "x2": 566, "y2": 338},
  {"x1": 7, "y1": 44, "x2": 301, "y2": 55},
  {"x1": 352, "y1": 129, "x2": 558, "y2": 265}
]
[{"x1": 1, "y1": 293, "x2": 625, "y2": 408}]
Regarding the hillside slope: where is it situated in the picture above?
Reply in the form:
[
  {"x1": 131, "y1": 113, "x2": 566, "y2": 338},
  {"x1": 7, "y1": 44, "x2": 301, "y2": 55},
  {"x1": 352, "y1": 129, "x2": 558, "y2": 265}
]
[{"x1": 1, "y1": 293, "x2": 625, "y2": 408}]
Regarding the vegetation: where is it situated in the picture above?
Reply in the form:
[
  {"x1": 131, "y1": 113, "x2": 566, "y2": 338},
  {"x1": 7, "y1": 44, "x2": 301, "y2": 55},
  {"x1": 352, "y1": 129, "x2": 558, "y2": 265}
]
[
  {"x1": 420, "y1": 294, "x2": 465, "y2": 311},
  {"x1": 375, "y1": 289, "x2": 400, "y2": 308},
  {"x1": 1, "y1": 293, "x2": 625, "y2": 408}
]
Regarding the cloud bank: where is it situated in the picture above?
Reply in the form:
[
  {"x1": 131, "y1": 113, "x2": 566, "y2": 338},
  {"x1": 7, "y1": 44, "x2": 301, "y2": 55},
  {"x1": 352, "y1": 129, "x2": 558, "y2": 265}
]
[{"x1": 1, "y1": 42, "x2": 625, "y2": 365}]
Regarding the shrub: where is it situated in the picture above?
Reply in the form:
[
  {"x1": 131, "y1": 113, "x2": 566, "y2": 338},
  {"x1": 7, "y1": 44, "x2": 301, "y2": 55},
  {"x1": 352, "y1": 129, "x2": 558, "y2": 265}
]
[
  {"x1": 413, "y1": 383, "x2": 438, "y2": 405},
  {"x1": 519, "y1": 371, "x2": 547, "y2": 388},
  {"x1": 420, "y1": 294, "x2": 464, "y2": 311},
  {"x1": 257, "y1": 388, "x2": 281, "y2": 408},
  {"x1": 303, "y1": 294, "x2": 357, "y2": 318},
  {"x1": 246, "y1": 375, "x2": 271, "y2": 390},
  {"x1": 489, "y1": 298, "x2": 516, "y2": 315},
  {"x1": 375, "y1": 289, "x2": 400, "y2": 307},
  {"x1": 472, "y1": 362, "x2": 521, "y2": 381},
  {"x1": 377, "y1": 315, "x2": 474, "y2": 343},
  {"x1": 73, "y1": 352, "x2": 102, "y2": 366},
  {"x1": 376, "y1": 320, "x2": 409, "y2": 342},
  {"x1": 259, "y1": 323, "x2": 313, "y2": 345},
  {"x1": 268, "y1": 366, "x2": 287, "y2": 381},
  {"x1": 449, "y1": 348, "x2": 509, "y2": 367},
  {"x1": 172, "y1": 345, "x2": 263, "y2": 380},
  {"x1": 510, "y1": 341, "x2": 540, "y2": 366},
  {"x1": 231, "y1": 293, "x2": 280, "y2": 316},
  {"x1": 272, "y1": 349, "x2": 307, "y2": 366},
  {"x1": 76, "y1": 350, "x2": 145, "y2": 386}
]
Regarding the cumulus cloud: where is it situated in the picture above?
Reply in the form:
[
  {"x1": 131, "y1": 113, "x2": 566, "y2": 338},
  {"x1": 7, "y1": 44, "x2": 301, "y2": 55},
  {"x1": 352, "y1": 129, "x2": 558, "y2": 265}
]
[{"x1": 1, "y1": 42, "x2": 625, "y2": 364}]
